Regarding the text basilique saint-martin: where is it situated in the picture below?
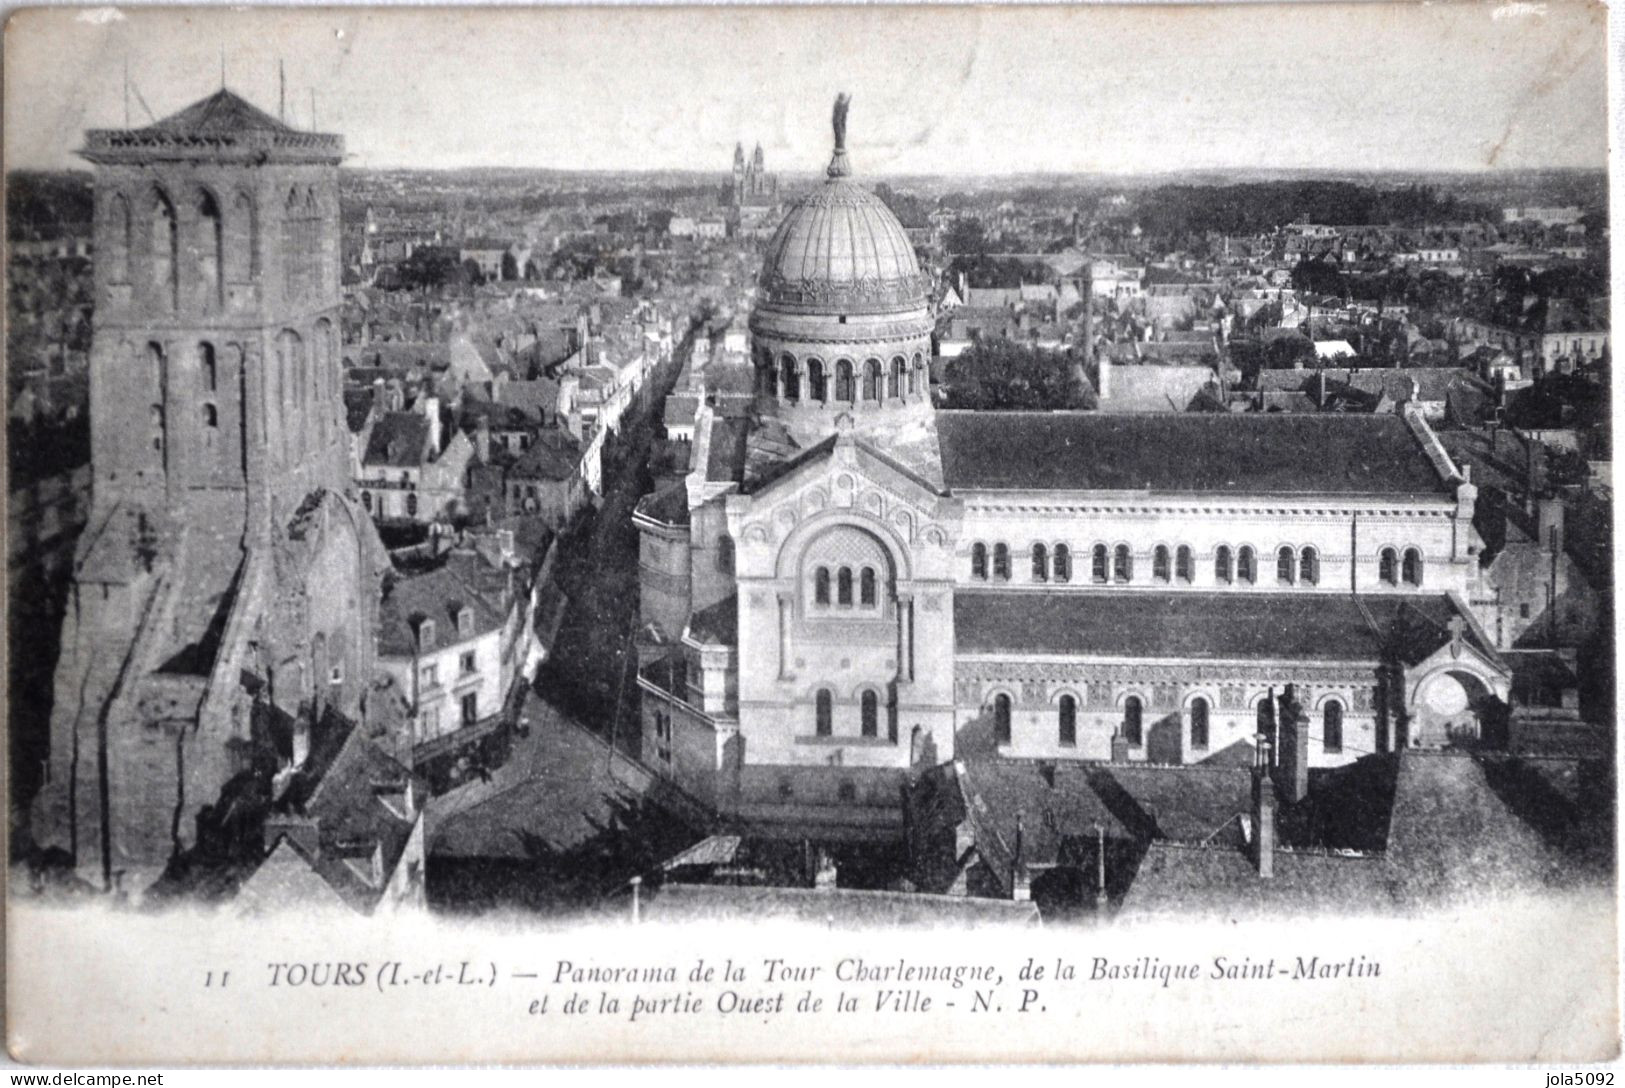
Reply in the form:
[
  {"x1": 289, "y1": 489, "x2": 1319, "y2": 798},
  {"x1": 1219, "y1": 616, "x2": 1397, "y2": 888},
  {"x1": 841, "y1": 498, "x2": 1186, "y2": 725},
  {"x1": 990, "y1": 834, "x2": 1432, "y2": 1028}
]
[{"x1": 1091, "y1": 955, "x2": 1382, "y2": 987}]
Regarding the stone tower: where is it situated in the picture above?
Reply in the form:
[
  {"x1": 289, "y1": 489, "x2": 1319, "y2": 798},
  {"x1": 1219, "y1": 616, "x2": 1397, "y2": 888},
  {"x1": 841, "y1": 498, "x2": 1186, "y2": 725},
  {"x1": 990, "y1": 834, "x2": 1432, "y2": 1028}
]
[{"x1": 31, "y1": 90, "x2": 387, "y2": 893}]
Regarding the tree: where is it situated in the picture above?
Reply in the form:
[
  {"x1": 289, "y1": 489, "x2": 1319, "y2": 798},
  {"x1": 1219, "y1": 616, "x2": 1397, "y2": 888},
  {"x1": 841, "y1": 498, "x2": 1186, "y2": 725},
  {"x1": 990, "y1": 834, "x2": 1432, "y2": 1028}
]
[
  {"x1": 941, "y1": 339, "x2": 1092, "y2": 410},
  {"x1": 944, "y1": 218, "x2": 988, "y2": 257}
]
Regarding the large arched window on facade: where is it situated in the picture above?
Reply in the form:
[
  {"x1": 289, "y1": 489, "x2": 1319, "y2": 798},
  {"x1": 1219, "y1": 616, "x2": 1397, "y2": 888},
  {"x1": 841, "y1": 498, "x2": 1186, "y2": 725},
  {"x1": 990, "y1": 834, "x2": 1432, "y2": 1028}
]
[
  {"x1": 1277, "y1": 546, "x2": 1296, "y2": 585},
  {"x1": 107, "y1": 194, "x2": 132, "y2": 283},
  {"x1": 1058, "y1": 694, "x2": 1077, "y2": 747},
  {"x1": 1124, "y1": 696, "x2": 1143, "y2": 746},
  {"x1": 815, "y1": 689, "x2": 833, "y2": 737},
  {"x1": 231, "y1": 191, "x2": 257, "y2": 281},
  {"x1": 196, "y1": 189, "x2": 224, "y2": 308},
  {"x1": 860, "y1": 566, "x2": 877, "y2": 607},
  {"x1": 814, "y1": 566, "x2": 831, "y2": 605},
  {"x1": 1402, "y1": 548, "x2": 1423, "y2": 587},
  {"x1": 1113, "y1": 544, "x2": 1132, "y2": 583},
  {"x1": 1238, "y1": 545, "x2": 1257, "y2": 585},
  {"x1": 862, "y1": 359, "x2": 882, "y2": 401},
  {"x1": 1053, "y1": 544, "x2": 1071, "y2": 583},
  {"x1": 1152, "y1": 545, "x2": 1171, "y2": 583},
  {"x1": 1190, "y1": 697, "x2": 1210, "y2": 750},
  {"x1": 780, "y1": 356, "x2": 799, "y2": 402},
  {"x1": 151, "y1": 188, "x2": 178, "y2": 311},
  {"x1": 1031, "y1": 543, "x2": 1048, "y2": 582},
  {"x1": 1092, "y1": 544, "x2": 1109, "y2": 584},
  {"x1": 1323, "y1": 701, "x2": 1344, "y2": 753},
  {"x1": 1176, "y1": 545, "x2": 1195, "y2": 584},
  {"x1": 993, "y1": 543, "x2": 1011, "y2": 581},
  {"x1": 837, "y1": 566, "x2": 854, "y2": 606},
  {"x1": 861, "y1": 691, "x2": 879, "y2": 737},
  {"x1": 807, "y1": 359, "x2": 826, "y2": 403},
  {"x1": 835, "y1": 359, "x2": 855, "y2": 402},
  {"x1": 1300, "y1": 546, "x2": 1320, "y2": 586},
  {"x1": 993, "y1": 693, "x2": 1012, "y2": 745},
  {"x1": 971, "y1": 542, "x2": 988, "y2": 580},
  {"x1": 1379, "y1": 547, "x2": 1399, "y2": 585},
  {"x1": 1216, "y1": 545, "x2": 1233, "y2": 584}
]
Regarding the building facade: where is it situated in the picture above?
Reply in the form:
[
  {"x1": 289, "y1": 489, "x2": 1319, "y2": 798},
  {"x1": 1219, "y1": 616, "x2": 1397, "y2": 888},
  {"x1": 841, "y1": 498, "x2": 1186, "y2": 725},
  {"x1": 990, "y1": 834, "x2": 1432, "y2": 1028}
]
[{"x1": 635, "y1": 100, "x2": 1513, "y2": 844}]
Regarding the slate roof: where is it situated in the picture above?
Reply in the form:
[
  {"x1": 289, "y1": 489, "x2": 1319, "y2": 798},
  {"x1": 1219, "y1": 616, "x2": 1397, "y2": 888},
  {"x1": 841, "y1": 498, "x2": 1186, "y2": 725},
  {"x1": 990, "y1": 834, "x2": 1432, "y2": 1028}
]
[
  {"x1": 954, "y1": 590, "x2": 1489, "y2": 664},
  {"x1": 634, "y1": 482, "x2": 690, "y2": 528},
  {"x1": 1121, "y1": 842, "x2": 1398, "y2": 918},
  {"x1": 507, "y1": 428, "x2": 582, "y2": 482},
  {"x1": 378, "y1": 549, "x2": 512, "y2": 657},
  {"x1": 687, "y1": 594, "x2": 737, "y2": 647},
  {"x1": 140, "y1": 89, "x2": 294, "y2": 138},
  {"x1": 936, "y1": 411, "x2": 1453, "y2": 495},
  {"x1": 363, "y1": 412, "x2": 431, "y2": 468}
]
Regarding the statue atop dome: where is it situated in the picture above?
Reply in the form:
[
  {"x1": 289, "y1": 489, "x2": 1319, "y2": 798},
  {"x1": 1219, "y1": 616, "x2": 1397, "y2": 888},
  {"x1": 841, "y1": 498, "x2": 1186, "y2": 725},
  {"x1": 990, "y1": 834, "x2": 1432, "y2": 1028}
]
[{"x1": 828, "y1": 92, "x2": 852, "y2": 178}]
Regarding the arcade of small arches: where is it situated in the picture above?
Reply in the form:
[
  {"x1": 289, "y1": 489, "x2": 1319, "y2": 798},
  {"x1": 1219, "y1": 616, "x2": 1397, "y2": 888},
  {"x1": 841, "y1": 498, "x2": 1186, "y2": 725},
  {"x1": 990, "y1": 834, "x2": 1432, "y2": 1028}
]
[
  {"x1": 101, "y1": 181, "x2": 328, "y2": 312},
  {"x1": 965, "y1": 539, "x2": 1426, "y2": 589},
  {"x1": 756, "y1": 348, "x2": 929, "y2": 405},
  {"x1": 983, "y1": 688, "x2": 1348, "y2": 755}
]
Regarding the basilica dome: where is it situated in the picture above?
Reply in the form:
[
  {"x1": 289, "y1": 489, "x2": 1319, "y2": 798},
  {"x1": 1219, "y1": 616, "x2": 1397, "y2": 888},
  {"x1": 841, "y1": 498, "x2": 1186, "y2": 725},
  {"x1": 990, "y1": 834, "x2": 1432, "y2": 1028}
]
[{"x1": 758, "y1": 179, "x2": 926, "y2": 311}]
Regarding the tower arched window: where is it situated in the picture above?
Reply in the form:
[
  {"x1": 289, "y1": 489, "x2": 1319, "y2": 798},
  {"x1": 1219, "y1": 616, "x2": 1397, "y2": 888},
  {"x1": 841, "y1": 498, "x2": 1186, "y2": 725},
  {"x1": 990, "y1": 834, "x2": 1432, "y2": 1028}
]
[
  {"x1": 1113, "y1": 544, "x2": 1132, "y2": 583},
  {"x1": 1176, "y1": 545, "x2": 1194, "y2": 584},
  {"x1": 1190, "y1": 697, "x2": 1210, "y2": 749},
  {"x1": 1402, "y1": 548, "x2": 1423, "y2": 587},
  {"x1": 151, "y1": 188, "x2": 178, "y2": 311},
  {"x1": 862, "y1": 358, "x2": 881, "y2": 401},
  {"x1": 1238, "y1": 545, "x2": 1257, "y2": 585},
  {"x1": 1058, "y1": 694, "x2": 1077, "y2": 747},
  {"x1": 1053, "y1": 543, "x2": 1071, "y2": 583},
  {"x1": 1031, "y1": 543, "x2": 1048, "y2": 582},
  {"x1": 1379, "y1": 547, "x2": 1399, "y2": 586},
  {"x1": 1123, "y1": 696, "x2": 1143, "y2": 746},
  {"x1": 1091, "y1": 544, "x2": 1109, "y2": 583},
  {"x1": 861, "y1": 691, "x2": 879, "y2": 737},
  {"x1": 198, "y1": 342, "x2": 217, "y2": 393},
  {"x1": 1300, "y1": 546, "x2": 1320, "y2": 586},
  {"x1": 993, "y1": 694, "x2": 1012, "y2": 745},
  {"x1": 835, "y1": 359, "x2": 855, "y2": 402},
  {"x1": 971, "y1": 542, "x2": 988, "y2": 581},
  {"x1": 107, "y1": 194, "x2": 131, "y2": 283},
  {"x1": 1216, "y1": 545, "x2": 1233, "y2": 584},
  {"x1": 282, "y1": 187, "x2": 303, "y2": 301},
  {"x1": 807, "y1": 359, "x2": 826, "y2": 403},
  {"x1": 889, "y1": 356, "x2": 905, "y2": 398},
  {"x1": 910, "y1": 352, "x2": 924, "y2": 394},
  {"x1": 231, "y1": 191, "x2": 258, "y2": 280},
  {"x1": 1153, "y1": 545, "x2": 1171, "y2": 583},
  {"x1": 815, "y1": 689, "x2": 833, "y2": 737},
  {"x1": 814, "y1": 566, "x2": 831, "y2": 605},
  {"x1": 837, "y1": 566, "x2": 853, "y2": 606},
  {"x1": 1323, "y1": 701, "x2": 1344, "y2": 753},
  {"x1": 196, "y1": 189, "x2": 224, "y2": 308},
  {"x1": 860, "y1": 566, "x2": 877, "y2": 607},
  {"x1": 780, "y1": 355, "x2": 799, "y2": 402},
  {"x1": 993, "y1": 543, "x2": 1011, "y2": 581}
]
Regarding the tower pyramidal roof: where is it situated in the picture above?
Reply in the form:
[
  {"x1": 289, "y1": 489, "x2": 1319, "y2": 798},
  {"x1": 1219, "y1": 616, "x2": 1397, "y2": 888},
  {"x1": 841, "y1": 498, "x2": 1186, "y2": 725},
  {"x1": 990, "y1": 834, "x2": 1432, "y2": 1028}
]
[
  {"x1": 140, "y1": 87, "x2": 295, "y2": 137},
  {"x1": 81, "y1": 86, "x2": 343, "y2": 164}
]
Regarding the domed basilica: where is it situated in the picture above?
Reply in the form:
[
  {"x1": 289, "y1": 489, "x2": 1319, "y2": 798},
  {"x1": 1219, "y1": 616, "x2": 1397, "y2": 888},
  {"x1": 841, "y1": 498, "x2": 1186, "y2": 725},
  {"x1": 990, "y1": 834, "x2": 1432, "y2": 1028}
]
[{"x1": 636, "y1": 97, "x2": 1510, "y2": 846}]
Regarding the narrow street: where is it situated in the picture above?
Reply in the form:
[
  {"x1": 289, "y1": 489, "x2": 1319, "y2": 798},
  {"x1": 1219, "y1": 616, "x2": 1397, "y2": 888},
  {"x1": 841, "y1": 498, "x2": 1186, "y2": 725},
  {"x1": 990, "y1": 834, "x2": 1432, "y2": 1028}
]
[{"x1": 533, "y1": 315, "x2": 702, "y2": 754}]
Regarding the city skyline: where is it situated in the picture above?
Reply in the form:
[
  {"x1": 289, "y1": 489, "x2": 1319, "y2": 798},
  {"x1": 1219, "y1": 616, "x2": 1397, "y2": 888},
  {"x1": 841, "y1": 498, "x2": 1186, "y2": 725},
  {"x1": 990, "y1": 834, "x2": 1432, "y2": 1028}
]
[{"x1": 4, "y1": 3, "x2": 1609, "y2": 176}]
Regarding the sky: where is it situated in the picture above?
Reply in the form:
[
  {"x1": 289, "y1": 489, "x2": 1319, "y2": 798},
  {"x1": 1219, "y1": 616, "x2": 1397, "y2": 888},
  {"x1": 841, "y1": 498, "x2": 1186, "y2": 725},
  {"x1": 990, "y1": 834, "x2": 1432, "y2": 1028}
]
[{"x1": 3, "y1": 3, "x2": 1610, "y2": 176}]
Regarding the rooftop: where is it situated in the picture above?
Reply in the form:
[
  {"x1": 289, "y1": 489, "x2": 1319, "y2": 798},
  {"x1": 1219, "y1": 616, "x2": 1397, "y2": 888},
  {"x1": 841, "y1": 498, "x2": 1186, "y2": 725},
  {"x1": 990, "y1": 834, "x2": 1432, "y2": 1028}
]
[{"x1": 936, "y1": 411, "x2": 1455, "y2": 496}]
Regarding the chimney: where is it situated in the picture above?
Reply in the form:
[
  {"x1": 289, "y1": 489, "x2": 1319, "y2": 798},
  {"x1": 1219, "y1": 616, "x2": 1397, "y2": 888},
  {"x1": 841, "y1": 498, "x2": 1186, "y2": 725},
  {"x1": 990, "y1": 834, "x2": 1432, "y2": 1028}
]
[
  {"x1": 292, "y1": 714, "x2": 311, "y2": 769},
  {"x1": 1537, "y1": 497, "x2": 1565, "y2": 553},
  {"x1": 422, "y1": 395, "x2": 442, "y2": 455},
  {"x1": 813, "y1": 850, "x2": 838, "y2": 890},
  {"x1": 1110, "y1": 730, "x2": 1130, "y2": 764},
  {"x1": 1315, "y1": 368, "x2": 1328, "y2": 407},
  {"x1": 475, "y1": 417, "x2": 491, "y2": 463},
  {"x1": 1012, "y1": 863, "x2": 1033, "y2": 902},
  {"x1": 1252, "y1": 736, "x2": 1276, "y2": 880},
  {"x1": 1273, "y1": 685, "x2": 1310, "y2": 805}
]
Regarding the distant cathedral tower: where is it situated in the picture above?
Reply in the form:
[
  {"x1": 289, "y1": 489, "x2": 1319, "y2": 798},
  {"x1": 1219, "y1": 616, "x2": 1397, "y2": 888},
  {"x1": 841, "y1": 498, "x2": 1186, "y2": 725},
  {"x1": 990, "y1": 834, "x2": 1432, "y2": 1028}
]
[{"x1": 31, "y1": 90, "x2": 387, "y2": 893}]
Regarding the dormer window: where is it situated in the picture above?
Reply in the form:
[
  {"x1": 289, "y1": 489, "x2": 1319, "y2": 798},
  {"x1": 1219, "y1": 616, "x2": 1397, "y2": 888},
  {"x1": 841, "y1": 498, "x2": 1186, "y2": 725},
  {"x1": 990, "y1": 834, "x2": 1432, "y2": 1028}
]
[
  {"x1": 418, "y1": 619, "x2": 436, "y2": 650},
  {"x1": 457, "y1": 607, "x2": 474, "y2": 637}
]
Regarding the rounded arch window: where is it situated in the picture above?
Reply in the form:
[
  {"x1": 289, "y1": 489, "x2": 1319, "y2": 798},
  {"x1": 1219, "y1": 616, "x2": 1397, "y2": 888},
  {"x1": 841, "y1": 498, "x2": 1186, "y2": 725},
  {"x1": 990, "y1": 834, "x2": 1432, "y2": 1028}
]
[
  {"x1": 1238, "y1": 545, "x2": 1257, "y2": 585},
  {"x1": 815, "y1": 689, "x2": 833, "y2": 736},
  {"x1": 1322, "y1": 700, "x2": 1344, "y2": 753},
  {"x1": 1216, "y1": 544, "x2": 1234, "y2": 584},
  {"x1": 889, "y1": 356, "x2": 906, "y2": 398},
  {"x1": 1058, "y1": 694, "x2": 1077, "y2": 746},
  {"x1": 806, "y1": 358, "x2": 827, "y2": 402},
  {"x1": 1379, "y1": 547, "x2": 1399, "y2": 585},
  {"x1": 971, "y1": 542, "x2": 988, "y2": 580},
  {"x1": 1277, "y1": 546, "x2": 1296, "y2": 585},
  {"x1": 802, "y1": 525, "x2": 895, "y2": 614},
  {"x1": 1402, "y1": 547, "x2": 1423, "y2": 587},
  {"x1": 861, "y1": 690, "x2": 879, "y2": 737},
  {"x1": 993, "y1": 693, "x2": 1012, "y2": 745},
  {"x1": 862, "y1": 359, "x2": 882, "y2": 402},
  {"x1": 859, "y1": 566, "x2": 877, "y2": 607},
  {"x1": 1053, "y1": 543, "x2": 1072, "y2": 583},
  {"x1": 835, "y1": 359, "x2": 855, "y2": 402},
  {"x1": 1300, "y1": 546, "x2": 1320, "y2": 586},
  {"x1": 1123, "y1": 695, "x2": 1144, "y2": 746},
  {"x1": 779, "y1": 354, "x2": 800, "y2": 402},
  {"x1": 1152, "y1": 545, "x2": 1171, "y2": 583},
  {"x1": 1190, "y1": 696, "x2": 1211, "y2": 749}
]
